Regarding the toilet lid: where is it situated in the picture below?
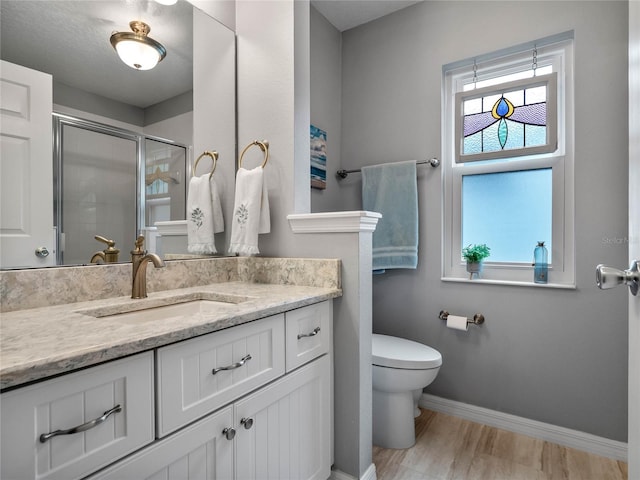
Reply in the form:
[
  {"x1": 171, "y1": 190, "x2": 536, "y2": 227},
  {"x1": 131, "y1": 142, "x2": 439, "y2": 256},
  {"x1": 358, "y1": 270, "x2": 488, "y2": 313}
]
[{"x1": 372, "y1": 334, "x2": 442, "y2": 370}]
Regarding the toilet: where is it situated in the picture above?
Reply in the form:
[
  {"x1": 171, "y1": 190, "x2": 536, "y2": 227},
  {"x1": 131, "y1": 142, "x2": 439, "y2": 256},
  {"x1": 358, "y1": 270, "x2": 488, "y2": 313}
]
[{"x1": 372, "y1": 334, "x2": 442, "y2": 449}]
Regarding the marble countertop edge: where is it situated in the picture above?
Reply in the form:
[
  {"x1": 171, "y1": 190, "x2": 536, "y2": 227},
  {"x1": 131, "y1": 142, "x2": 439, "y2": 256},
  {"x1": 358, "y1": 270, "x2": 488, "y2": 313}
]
[{"x1": 1, "y1": 282, "x2": 341, "y2": 391}]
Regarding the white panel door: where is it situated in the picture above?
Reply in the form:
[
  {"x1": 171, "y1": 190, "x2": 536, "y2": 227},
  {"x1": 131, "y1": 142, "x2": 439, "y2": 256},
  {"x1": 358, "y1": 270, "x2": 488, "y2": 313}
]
[
  {"x1": 628, "y1": 2, "x2": 639, "y2": 477},
  {"x1": 0, "y1": 60, "x2": 54, "y2": 268},
  {"x1": 87, "y1": 407, "x2": 234, "y2": 480},
  {"x1": 234, "y1": 355, "x2": 331, "y2": 480}
]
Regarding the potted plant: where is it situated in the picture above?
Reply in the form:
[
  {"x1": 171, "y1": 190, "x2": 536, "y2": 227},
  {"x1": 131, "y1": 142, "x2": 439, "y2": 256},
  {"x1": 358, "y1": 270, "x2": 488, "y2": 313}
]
[{"x1": 462, "y1": 243, "x2": 491, "y2": 279}]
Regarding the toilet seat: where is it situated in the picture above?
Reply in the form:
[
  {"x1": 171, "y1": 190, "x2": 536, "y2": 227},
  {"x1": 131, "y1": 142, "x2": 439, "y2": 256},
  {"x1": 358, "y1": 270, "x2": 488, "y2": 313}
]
[{"x1": 372, "y1": 334, "x2": 442, "y2": 370}]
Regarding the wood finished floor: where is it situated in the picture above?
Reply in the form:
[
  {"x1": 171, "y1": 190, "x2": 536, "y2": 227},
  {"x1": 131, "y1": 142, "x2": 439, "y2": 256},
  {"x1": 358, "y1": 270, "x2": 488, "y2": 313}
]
[{"x1": 373, "y1": 409, "x2": 628, "y2": 480}]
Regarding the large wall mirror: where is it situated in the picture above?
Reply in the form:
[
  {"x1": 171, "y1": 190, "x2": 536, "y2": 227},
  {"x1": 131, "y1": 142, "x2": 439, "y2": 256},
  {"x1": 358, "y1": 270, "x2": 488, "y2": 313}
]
[{"x1": 0, "y1": 0, "x2": 236, "y2": 269}]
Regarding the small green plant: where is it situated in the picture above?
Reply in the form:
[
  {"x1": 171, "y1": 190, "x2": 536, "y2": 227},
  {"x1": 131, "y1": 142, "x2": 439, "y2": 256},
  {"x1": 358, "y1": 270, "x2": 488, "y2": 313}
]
[{"x1": 462, "y1": 243, "x2": 491, "y2": 263}]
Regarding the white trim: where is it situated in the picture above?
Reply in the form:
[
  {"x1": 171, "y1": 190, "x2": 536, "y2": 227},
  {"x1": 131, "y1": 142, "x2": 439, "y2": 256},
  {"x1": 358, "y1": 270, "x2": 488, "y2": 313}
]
[
  {"x1": 442, "y1": 38, "x2": 575, "y2": 287},
  {"x1": 420, "y1": 393, "x2": 627, "y2": 462},
  {"x1": 288, "y1": 211, "x2": 381, "y2": 233},
  {"x1": 329, "y1": 463, "x2": 377, "y2": 480},
  {"x1": 154, "y1": 220, "x2": 187, "y2": 236}
]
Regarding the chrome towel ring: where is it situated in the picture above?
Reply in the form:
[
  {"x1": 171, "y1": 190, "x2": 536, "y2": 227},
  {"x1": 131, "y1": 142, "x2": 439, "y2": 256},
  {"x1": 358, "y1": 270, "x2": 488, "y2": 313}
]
[
  {"x1": 194, "y1": 150, "x2": 218, "y2": 179},
  {"x1": 238, "y1": 140, "x2": 269, "y2": 169}
]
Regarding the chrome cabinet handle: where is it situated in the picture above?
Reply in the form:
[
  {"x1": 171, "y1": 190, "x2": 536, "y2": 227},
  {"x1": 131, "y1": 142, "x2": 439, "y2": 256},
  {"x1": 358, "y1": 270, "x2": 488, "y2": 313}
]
[
  {"x1": 240, "y1": 417, "x2": 254, "y2": 430},
  {"x1": 222, "y1": 427, "x2": 236, "y2": 440},
  {"x1": 39, "y1": 405, "x2": 122, "y2": 443},
  {"x1": 212, "y1": 354, "x2": 252, "y2": 375},
  {"x1": 297, "y1": 327, "x2": 320, "y2": 340},
  {"x1": 596, "y1": 260, "x2": 639, "y2": 296}
]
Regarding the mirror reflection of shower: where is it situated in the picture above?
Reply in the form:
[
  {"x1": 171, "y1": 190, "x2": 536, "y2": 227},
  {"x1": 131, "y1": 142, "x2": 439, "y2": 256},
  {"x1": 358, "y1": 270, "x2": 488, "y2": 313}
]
[{"x1": 53, "y1": 114, "x2": 187, "y2": 266}]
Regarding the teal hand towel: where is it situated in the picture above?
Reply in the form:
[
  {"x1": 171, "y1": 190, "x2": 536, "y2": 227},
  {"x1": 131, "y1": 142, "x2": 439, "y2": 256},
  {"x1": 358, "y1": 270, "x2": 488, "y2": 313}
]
[{"x1": 362, "y1": 160, "x2": 418, "y2": 270}]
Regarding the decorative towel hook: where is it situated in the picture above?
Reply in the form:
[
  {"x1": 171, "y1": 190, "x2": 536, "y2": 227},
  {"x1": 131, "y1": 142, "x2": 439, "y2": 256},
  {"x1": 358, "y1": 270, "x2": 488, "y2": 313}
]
[
  {"x1": 239, "y1": 140, "x2": 269, "y2": 169},
  {"x1": 194, "y1": 150, "x2": 218, "y2": 179}
]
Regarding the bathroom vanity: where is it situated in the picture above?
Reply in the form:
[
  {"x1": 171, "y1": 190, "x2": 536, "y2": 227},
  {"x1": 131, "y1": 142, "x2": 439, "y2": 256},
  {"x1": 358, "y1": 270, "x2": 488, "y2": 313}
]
[{"x1": 0, "y1": 259, "x2": 340, "y2": 480}]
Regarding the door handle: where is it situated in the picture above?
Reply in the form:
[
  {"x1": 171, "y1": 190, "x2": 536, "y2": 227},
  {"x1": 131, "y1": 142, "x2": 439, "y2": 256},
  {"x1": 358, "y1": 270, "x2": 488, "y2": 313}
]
[{"x1": 596, "y1": 260, "x2": 639, "y2": 296}]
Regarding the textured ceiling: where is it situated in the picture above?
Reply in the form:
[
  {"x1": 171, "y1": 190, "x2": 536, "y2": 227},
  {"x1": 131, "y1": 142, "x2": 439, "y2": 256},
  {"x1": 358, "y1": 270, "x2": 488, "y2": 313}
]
[
  {"x1": 1, "y1": 0, "x2": 422, "y2": 109},
  {"x1": 0, "y1": 0, "x2": 193, "y2": 109}
]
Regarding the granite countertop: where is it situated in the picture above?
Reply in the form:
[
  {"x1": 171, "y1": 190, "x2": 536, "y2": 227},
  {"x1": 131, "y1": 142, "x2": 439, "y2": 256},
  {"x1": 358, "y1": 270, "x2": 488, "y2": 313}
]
[{"x1": 0, "y1": 282, "x2": 341, "y2": 390}]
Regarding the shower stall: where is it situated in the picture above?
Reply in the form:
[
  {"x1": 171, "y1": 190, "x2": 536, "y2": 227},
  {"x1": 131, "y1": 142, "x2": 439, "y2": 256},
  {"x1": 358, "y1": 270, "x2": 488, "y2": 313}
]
[{"x1": 53, "y1": 113, "x2": 188, "y2": 265}]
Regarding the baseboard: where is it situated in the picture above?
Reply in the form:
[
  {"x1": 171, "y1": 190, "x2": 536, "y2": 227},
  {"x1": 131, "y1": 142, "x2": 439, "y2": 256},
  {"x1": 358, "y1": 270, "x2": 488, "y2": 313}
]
[
  {"x1": 330, "y1": 463, "x2": 377, "y2": 480},
  {"x1": 420, "y1": 394, "x2": 627, "y2": 462}
]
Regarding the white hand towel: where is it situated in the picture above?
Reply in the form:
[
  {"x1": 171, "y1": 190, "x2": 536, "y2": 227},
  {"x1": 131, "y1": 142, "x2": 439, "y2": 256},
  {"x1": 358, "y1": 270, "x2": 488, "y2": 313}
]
[
  {"x1": 187, "y1": 175, "x2": 224, "y2": 254},
  {"x1": 229, "y1": 167, "x2": 270, "y2": 256}
]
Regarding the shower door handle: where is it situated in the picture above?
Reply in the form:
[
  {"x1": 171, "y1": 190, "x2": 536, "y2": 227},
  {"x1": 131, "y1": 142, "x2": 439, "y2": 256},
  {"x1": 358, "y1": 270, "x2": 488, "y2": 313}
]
[{"x1": 596, "y1": 260, "x2": 639, "y2": 296}]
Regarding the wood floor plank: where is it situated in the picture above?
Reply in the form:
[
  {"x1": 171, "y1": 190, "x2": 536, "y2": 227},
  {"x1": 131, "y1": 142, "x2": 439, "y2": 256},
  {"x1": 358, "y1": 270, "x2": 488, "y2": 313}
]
[{"x1": 372, "y1": 409, "x2": 627, "y2": 480}]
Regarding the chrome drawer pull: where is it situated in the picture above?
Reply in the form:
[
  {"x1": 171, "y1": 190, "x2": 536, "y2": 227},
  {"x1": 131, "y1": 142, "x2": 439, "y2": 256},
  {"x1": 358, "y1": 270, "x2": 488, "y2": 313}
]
[
  {"x1": 39, "y1": 404, "x2": 122, "y2": 443},
  {"x1": 297, "y1": 327, "x2": 320, "y2": 340},
  {"x1": 212, "y1": 354, "x2": 252, "y2": 375}
]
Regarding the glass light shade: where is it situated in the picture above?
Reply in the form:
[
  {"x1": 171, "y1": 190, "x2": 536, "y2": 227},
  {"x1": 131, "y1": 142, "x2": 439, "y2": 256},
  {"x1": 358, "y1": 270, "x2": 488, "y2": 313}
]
[
  {"x1": 110, "y1": 22, "x2": 166, "y2": 71},
  {"x1": 154, "y1": 0, "x2": 178, "y2": 4},
  {"x1": 115, "y1": 38, "x2": 162, "y2": 70}
]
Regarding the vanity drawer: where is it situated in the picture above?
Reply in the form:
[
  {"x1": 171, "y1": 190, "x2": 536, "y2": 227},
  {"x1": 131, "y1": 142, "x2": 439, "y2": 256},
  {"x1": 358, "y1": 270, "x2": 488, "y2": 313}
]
[
  {"x1": 0, "y1": 352, "x2": 154, "y2": 480},
  {"x1": 157, "y1": 314, "x2": 285, "y2": 437},
  {"x1": 285, "y1": 300, "x2": 331, "y2": 372}
]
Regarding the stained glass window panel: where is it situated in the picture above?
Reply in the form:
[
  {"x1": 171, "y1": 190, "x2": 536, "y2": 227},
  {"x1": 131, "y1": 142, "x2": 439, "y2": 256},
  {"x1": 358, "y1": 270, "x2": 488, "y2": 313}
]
[{"x1": 456, "y1": 73, "x2": 557, "y2": 163}]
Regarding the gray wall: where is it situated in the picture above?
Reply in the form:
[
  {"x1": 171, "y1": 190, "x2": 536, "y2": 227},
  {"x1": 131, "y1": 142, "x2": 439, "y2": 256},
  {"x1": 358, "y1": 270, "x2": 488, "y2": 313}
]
[
  {"x1": 313, "y1": 1, "x2": 629, "y2": 441},
  {"x1": 310, "y1": 7, "x2": 342, "y2": 213}
]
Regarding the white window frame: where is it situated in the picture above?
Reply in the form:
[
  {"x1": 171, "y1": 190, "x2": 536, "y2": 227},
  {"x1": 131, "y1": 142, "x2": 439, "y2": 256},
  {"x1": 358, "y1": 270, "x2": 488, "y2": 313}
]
[{"x1": 442, "y1": 37, "x2": 575, "y2": 287}]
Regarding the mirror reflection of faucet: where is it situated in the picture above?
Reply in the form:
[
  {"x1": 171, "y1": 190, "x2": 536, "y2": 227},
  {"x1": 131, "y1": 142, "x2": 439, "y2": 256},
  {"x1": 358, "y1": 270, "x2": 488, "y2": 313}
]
[
  {"x1": 131, "y1": 235, "x2": 165, "y2": 299},
  {"x1": 90, "y1": 235, "x2": 120, "y2": 264}
]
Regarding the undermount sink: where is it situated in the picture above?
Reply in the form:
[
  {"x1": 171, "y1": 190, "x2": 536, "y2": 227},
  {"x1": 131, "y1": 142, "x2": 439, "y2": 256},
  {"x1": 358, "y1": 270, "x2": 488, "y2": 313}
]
[{"x1": 78, "y1": 292, "x2": 253, "y2": 323}]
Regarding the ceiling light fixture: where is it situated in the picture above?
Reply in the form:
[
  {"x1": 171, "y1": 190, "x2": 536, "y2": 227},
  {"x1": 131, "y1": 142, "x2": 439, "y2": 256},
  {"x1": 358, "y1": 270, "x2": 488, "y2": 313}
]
[
  {"x1": 154, "y1": 0, "x2": 178, "y2": 5},
  {"x1": 110, "y1": 21, "x2": 167, "y2": 71}
]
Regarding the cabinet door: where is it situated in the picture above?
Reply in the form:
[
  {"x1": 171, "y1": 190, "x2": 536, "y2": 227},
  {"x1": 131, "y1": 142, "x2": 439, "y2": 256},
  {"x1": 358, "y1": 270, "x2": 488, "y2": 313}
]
[
  {"x1": 157, "y1": 314, "x2": 285, "y2": 436},
  {"x1": 234, "y1": 355, "x2": 330, "y2": 480},
  {"x1": 1, "y1": 352, "x2": 154, "y2": 480},
  {"x1": 87, "y1": 407, "x2": 234, "y2": 480}
]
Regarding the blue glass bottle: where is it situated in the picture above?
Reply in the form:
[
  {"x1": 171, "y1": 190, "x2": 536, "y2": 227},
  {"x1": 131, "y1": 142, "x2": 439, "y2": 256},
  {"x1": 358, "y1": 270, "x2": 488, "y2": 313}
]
[{"x1": 534, "y1": 241, "x2": 548, "y2": 284}]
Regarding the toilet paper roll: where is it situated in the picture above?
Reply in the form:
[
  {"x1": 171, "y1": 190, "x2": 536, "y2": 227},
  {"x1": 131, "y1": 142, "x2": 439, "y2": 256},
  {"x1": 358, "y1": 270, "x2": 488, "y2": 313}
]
[{"x1": 446, "y1": 314, "x2": 469, "y2": 332}]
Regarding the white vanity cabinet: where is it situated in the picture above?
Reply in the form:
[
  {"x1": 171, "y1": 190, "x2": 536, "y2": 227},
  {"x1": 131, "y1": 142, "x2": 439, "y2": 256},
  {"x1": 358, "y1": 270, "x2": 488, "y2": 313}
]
[
  {"x1": 2, "y1": 300, "x2": 333, "y2": 480},
  {"x1": 0, "y1": 352, "x2": 154, "y2": 480},
  {"x1": 90, "y1": 300, "x2": 332, "y2": 480}
]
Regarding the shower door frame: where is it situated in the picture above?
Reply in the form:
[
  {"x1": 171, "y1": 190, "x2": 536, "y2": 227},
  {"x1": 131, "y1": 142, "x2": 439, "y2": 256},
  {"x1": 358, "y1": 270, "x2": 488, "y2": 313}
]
[{"x1": 52, "y1": 113, "x2": 189, "y2": 265}]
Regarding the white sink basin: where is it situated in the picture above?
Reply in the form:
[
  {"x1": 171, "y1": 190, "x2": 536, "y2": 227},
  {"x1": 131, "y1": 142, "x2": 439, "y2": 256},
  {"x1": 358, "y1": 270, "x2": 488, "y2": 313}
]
[
  {"x1": 78, "y1": 292, "x2": 252, "y2": 323},
  {"x1": 102, "y1": 300, "x2": 235, "y2": 323}
]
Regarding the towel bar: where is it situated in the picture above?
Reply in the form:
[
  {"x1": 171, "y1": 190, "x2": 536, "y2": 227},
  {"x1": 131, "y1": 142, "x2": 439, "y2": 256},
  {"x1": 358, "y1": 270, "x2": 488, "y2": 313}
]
[
  {"x1": 336, "y1": 157, "x2": 439, "y2": 179},
  {"x1": 438, "y1": 310, "x2": 485, "y2": 326}
]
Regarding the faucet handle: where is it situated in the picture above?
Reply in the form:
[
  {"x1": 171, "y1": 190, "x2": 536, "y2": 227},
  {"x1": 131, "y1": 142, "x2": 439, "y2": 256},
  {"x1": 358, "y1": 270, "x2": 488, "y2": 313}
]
[
  {"x1": 133, "y1": 235, "x2": 145, "y2": 254},
  {"x1": 95, "y1": 235, "x2": 115, "y2": 248}
]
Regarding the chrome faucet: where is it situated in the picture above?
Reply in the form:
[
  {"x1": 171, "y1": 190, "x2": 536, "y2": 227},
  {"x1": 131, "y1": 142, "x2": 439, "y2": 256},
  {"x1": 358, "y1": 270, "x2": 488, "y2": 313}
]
[{"x1": 131, "y1": 235, "x2": 165, "y2": 299}]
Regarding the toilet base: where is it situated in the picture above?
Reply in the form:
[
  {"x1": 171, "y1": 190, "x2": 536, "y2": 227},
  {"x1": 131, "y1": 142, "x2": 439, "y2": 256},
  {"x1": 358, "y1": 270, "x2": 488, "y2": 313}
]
[
  {"x1": 372, "y1": 389, "x2": 416, "y2": 449},
  {"x1": 413, "y1": 389, "x2": 422, "y2": 417}
]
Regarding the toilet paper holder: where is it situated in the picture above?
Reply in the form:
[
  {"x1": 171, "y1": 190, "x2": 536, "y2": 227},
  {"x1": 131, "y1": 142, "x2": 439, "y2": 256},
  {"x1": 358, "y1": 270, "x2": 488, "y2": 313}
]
[{"x1": 439, "y1": 310, "x2": 485, "y2": 326}]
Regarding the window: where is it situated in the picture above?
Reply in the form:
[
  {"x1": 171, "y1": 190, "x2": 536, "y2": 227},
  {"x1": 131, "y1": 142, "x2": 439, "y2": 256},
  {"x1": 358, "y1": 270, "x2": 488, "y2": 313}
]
[{"x1": 442, "y1": 35, "x2": 574, "y2": 286}]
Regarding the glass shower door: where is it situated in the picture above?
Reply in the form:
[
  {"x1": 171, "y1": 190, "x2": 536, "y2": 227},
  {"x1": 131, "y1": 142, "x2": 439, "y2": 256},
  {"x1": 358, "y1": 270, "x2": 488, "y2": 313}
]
[{"x1": 58, "y1": 121, "x2": 137, "y2": 265}]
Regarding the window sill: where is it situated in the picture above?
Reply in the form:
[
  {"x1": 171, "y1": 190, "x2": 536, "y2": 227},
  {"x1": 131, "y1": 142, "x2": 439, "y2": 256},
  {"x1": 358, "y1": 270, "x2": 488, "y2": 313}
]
[{"x1": 441, "y1": 276, "x2": 576, "y2": 289}]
